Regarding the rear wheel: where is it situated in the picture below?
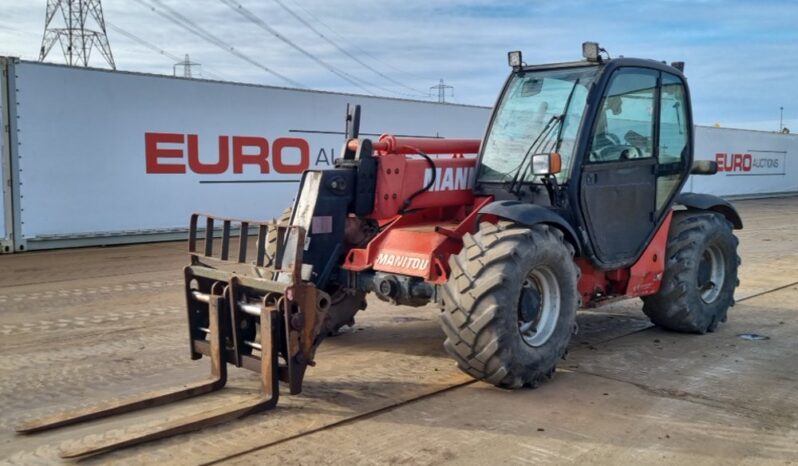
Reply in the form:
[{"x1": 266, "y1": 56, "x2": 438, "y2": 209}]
[
  {"x1": 265, "y1": 206, "x2": 366, "y2": 335},
  {"x1": 642, "y1": 211, "x2": 740, "y2": 333},
  {"x1": 439, "y1": 222, "x2": 579, "y2": 388}
]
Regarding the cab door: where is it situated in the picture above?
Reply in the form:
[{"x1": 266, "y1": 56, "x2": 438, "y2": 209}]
[{"x1": 578, "y1": 67, "x2": 659, "y2": 267}]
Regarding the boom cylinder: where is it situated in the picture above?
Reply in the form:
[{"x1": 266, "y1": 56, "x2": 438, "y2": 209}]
[{"x1": 347, "y1": 134, "x2": 481, "y2": 155}]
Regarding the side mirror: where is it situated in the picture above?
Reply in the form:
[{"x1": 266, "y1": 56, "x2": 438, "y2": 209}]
[
  {"x1": 690, "y1": 160, "x2": 718, "y2": 175},
  {"x1": 532, "y1": 152, "x2": 562, "y2": 176}
]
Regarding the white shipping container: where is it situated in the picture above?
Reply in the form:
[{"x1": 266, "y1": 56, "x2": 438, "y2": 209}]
[
  {"x1": 9, "y1": 61, "x2": 490, "y2": 249},
  {"x1": 689, "y1": 126, "x2": 798, "y2": 197},
  {"x1": 0, "y1": 62, "x2": 8, "y2": 248}
]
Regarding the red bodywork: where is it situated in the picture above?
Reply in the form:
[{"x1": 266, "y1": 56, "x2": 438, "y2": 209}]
[{"x1": 343, "y1": 135, "x2": 672, "y2": 301}]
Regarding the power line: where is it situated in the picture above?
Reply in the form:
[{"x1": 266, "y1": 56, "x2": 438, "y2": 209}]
[
  {"x1": 286, "y1": 0, "x2": 432, "y2": 84},
  {"x1": 135, "y1": 0, "x2": 304, "y2": 88},
  {"x1": 146, "y1": 0, "x2": 302, "y2": 87},
  {"x1": 107, "y1": 22, "x2": 227, "y2": 81},
  {"x1": 269, "y1": 0, "x2": 426, "y2": 97},
  {"x1": 107, "y1": 22, "x2": 180, "y2": 62},
  {"x1": 218, "y1": 0, "x2": 377, "y2": 96}
]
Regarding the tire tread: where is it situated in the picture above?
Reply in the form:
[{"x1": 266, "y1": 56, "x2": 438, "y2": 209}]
[{"x1": 440, "y1": 222, "x2": 578, "y2": 388}]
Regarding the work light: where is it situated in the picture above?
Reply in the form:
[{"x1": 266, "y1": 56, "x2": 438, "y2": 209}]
[
  {"x1": 582, "y1": 42, "x2": 600, "y2": 62},
  {"x1": 508, "y1": 51, "x2": 523, "y2": 69}
]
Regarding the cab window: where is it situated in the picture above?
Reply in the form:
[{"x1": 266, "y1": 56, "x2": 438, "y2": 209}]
[
  {"x1": 658, "y1": 73, "x2": 688, "y2": 164},
  {"x1": 656, "y1": 72, "x2": 689, "y2": 210},
  {"x1": 589, "y1": 68, "x2": 657, "y2": 162}
]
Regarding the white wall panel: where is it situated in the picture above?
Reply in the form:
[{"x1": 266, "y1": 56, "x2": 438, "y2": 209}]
[
  {"x1": 689, "y1": 126, "x2": 798, "y2": 196},
  {"x1": 12, "y1": 62, "x2": 490, "y2": 241},
  {"x1": 8, "y1": 61, "x2": 798, "y2": 247},
  {"x1": 0, "y1": 63, "x2": 7, "y2": 243}
]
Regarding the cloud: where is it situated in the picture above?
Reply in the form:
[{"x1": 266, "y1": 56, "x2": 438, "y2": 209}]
[{"x1": 0, "y1": 0, "x2": 794, "y2": 127}]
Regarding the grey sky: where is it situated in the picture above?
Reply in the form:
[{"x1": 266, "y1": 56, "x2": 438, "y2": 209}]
[{"x1": 0, "y1": 0, "x2": 795, "y2": 131}]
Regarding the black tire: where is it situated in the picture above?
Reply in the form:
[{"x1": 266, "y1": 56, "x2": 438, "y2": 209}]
[
  {"x1": 642, "y1": 211, "x2": 740, "y2": 333},
  {"x1": 439, "y1": 222, "x2": 579, "y2": 388},
  {"x1": 264, "y1": 206, "x2": 294, "y2": 267},
  {"x1": 266, "y1": 206, "x2": 366, "y2": 335}
]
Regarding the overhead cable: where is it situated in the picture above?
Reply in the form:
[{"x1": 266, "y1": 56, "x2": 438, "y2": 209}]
[
  {"x1": 287, "y1": 0, "x2": 432, "y2": 84},
  {"x1": 137, "y1": 0, "x2": 304, "y2": 88},
  {"x1": 218, "y1": 0, "x2": 377, "y2": 95},
  {"x1": 270, "y1": 0, "x2": 427, "y2": 97},
  {"x1": 107, "y1": 21, "x2": 227, "y2": 81}
]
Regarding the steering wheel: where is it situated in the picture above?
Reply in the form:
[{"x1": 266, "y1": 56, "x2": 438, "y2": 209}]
[
  {"x1": 604, "y1": 133, "x2": 622, "y2": 145},
  {"x1": 593, "y1": 132, "x2": 621, "y2": 149},
  {"x1": 593, "y1": 144, "x2": 644, "y2": 162}
]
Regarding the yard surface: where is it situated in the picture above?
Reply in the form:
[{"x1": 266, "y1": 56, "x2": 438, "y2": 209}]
[{"x1": 0, "y1": 197, "x2": 796, "y2": 465}]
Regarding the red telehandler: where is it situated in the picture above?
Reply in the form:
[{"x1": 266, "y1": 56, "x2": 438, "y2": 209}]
[{"x1": 18, "y1": 42, "x2": 741, "y2": 458}]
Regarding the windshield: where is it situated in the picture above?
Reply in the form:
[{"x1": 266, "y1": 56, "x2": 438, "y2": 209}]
[{"x1": 480, "y1": 66, "x2": 598, "y2": 182}]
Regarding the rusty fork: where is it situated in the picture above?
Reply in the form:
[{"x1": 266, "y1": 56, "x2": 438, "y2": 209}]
[
  {"x1": 15, "y1": 214, "x2": 321, "y2": 459},
  {"x1": 57, "y1": 294, "x2": 281, "y2": 459},
  {"x1": 15, "y1": 282, "x2": 231, "y2": 436},
  {"x1": 16, "y1": 283, "x2": 281, "y2": 459}
]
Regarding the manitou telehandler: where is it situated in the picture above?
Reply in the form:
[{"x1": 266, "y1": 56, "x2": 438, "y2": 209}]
[{"x1": 19, "y1": 42, "x2": 741, "y2": 458}]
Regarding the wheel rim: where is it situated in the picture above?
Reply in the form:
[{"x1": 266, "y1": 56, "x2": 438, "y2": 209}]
[
  {"x1": 517, "y1": 266, "x2": 561, "y2": 347},
  {"x1": 698, "y1": 243, "x2": 726, "y2": 304}
]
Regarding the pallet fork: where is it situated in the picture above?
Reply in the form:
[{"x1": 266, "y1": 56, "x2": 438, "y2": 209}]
[{"x1": 15, "y1": 214, "x2": 329, "y2": 458}]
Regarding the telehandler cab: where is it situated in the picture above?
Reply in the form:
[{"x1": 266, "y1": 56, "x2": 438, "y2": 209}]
[{"x1": 19, "y1": 42, "x2": 741, "y2": 458}]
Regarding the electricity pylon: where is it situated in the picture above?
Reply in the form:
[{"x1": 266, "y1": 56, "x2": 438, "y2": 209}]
[{"x1": 39, "y1": 0, "x2": 116, "y2": 69}]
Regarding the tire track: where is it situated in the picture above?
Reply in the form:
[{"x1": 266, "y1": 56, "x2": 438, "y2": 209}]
[
  {"x1": 0, "y1": 305, "x2": 181, "y2": 336},
  {"x1": 0, "y1": 329, "x2": 191, "y2": 427},
  {"x1": 0, "y1": 279, "x2": 182, "y2": 304}
]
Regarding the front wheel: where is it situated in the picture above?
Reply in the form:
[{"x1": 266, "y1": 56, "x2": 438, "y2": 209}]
[{"x1": 439, "y1": 222, "x2": 579, "y2": 388}]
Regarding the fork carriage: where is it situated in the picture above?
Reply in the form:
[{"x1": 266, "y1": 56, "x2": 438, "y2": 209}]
[{"x1": 184, "y1": 212, "x2": 332, "y2": 396}]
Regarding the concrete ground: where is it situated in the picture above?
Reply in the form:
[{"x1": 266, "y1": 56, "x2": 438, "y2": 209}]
[{"x1": 0, "y1": 196, "x2": 796, "y2": 465}]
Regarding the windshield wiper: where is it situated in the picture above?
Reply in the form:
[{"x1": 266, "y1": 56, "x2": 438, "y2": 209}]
[
  {"x1": 507, "y1": 115, "x2": 562, "y2": 194},
  {"x1": 507, "y1": 78, "x2": 582, "y2": 195}
]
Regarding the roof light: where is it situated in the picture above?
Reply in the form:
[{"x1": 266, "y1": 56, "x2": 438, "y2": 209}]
[
  {"x1": 507, "y1": 50, "x2": 523, "y2": 70},
  {"x1": 582, "y1": 42, "x2": 600, "y2": 62},
  {"x1": 671, "y1": 61, "x2": 685, "y2": 72}
]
